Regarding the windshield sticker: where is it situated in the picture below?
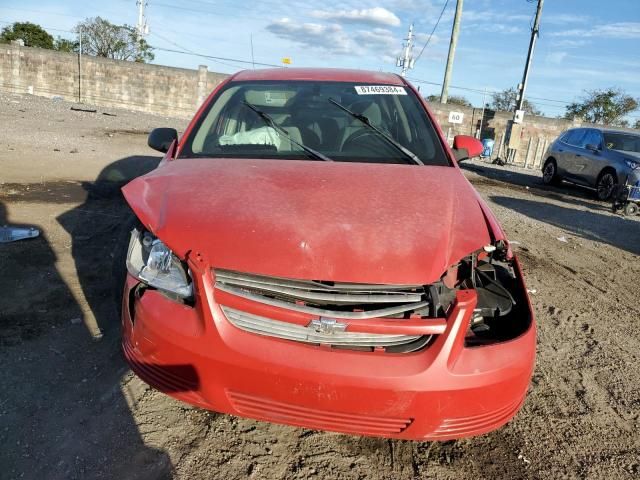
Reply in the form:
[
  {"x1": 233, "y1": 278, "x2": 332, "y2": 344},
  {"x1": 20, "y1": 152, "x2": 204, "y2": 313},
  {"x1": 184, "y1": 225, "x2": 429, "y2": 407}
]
[{"x1": 354, "y1": 85, "x2": 407, "y2": 95}]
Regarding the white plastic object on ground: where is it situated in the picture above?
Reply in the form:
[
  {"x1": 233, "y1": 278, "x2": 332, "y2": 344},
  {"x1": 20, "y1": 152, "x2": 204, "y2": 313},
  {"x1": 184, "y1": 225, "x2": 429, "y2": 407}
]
[{"x1": 0, "y1": 226, "x2": 40, "y2": 243}]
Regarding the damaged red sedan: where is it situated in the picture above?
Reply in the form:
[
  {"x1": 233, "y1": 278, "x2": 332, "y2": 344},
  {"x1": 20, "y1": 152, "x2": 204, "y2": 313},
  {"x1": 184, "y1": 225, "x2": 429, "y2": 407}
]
[{"x1": 114, "y1": 68, "x2": 535, "y2": 440}]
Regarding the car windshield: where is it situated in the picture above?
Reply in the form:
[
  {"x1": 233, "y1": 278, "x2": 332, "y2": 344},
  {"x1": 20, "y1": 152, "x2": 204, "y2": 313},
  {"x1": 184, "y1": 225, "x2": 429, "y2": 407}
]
[
  {"x1": 180, "y1": 80, "x2": 449, "y2": 166},
  {"x1": 603, "y1": 132, "x2": 640, "y2": 154}
]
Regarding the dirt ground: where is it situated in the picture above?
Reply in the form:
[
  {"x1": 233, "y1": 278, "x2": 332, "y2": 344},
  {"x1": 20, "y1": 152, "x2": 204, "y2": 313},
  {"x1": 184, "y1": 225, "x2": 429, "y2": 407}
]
[{"x1": 1, "y1": 92, "x2": 639, "y2": 480}]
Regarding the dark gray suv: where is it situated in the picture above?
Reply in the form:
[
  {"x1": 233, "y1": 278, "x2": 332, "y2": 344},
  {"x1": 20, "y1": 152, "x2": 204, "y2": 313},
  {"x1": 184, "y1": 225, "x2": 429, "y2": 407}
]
[{"x1": 542, "y1": 127, "x2": 640, "y2": 200}]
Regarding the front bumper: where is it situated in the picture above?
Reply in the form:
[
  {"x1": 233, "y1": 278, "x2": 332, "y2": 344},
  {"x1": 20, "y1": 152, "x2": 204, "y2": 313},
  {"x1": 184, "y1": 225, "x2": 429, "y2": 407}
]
[{"x1": 121, "y1": 270, "x2": 536, "y2": 440}]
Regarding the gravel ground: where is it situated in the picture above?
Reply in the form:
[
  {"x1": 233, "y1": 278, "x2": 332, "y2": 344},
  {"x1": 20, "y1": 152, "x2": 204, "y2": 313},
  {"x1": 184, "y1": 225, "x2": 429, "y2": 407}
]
[{"x1": 1, "y1": 93, "x2": 639, "y2": 480}]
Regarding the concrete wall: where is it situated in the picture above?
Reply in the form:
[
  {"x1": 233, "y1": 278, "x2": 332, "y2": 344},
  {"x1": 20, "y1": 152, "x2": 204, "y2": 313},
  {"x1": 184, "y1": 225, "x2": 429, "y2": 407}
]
[
  {"x1": 1, "y1": 44, "x2": 637, "y2": 166},
  {"x1": 0, "y1": 43, "x2": 228, "y2": 118}
]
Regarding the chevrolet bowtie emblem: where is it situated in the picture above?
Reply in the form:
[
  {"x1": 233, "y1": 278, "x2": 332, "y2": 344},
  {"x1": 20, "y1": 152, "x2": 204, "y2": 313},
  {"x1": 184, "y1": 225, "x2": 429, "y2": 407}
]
[{"x1": 309, "y1": 317, "x2": 347, "y2": 335}]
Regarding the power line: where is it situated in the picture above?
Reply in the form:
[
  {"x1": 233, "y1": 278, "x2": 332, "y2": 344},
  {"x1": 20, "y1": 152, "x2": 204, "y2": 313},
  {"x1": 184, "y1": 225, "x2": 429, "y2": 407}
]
[
  {"x1": 150, "y1": 46, "x2": 282, "y2": 68},
  {"x1": 414, "y1": 0, "x2": 449, "y2": 64},
  {"x1": 148, "y1": 31, "x2": 250, "y2": 69}
]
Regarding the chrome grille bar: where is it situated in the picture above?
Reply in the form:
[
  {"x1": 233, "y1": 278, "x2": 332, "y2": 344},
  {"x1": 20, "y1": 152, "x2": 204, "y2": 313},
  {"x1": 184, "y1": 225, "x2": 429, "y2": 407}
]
[
  {"x1": 214, "y1": 269, "x2": 429, "y2": 319},
  {"x1": 221, "y1": 306, "x2": 422, "y2": 347},
  {"x1": 217, "y1": 284, "x2": 429, "y2": 320}
]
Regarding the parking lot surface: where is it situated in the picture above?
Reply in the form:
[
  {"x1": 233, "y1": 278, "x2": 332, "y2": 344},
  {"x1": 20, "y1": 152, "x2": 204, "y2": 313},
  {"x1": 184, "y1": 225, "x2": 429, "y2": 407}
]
[{"x1": 1, "y1": 93, "x2": 639, "y2": 479}]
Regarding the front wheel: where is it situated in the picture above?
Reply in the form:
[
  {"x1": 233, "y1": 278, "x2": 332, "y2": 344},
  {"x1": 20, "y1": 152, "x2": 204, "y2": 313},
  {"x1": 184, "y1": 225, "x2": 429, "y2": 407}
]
[
  {"x1": 542, "y1": 159, "x2": 561, "y2": 185},
  {"x1": 624, "y1": 203, "x2": 639, "y2": 216},
  {"x1": 596, "y1": 171, "x2": 617, "y2": 201}
]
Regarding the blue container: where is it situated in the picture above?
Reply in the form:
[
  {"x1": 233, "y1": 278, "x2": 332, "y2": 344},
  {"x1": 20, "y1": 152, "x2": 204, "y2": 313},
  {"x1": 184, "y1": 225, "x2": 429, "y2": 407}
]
[
  {"x1": 481, "y1": 139, "x2": 494, "y2": 158},
  {"x1": 630, "y1": 180, "x2": 640, "y2": 201}
]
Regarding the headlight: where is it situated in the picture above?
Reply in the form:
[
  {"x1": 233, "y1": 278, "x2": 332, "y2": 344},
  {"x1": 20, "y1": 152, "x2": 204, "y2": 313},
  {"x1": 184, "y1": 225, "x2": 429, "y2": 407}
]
[
  {"x1": 625, "y1": 159, "x2": 640, "y2": 170},
  {"x1": 126, "y1": 228, "x2": 193, "y2": 298}
]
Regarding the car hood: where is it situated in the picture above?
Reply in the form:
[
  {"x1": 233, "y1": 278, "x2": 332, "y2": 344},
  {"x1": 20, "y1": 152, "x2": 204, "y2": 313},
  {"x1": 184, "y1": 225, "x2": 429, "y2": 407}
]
[{"x1": 122, "y1": 158, "x2": 493, "y2": 284}]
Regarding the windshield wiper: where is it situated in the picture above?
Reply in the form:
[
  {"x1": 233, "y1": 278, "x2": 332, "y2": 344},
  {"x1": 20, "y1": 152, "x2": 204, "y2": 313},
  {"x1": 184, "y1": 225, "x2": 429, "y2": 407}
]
[
  {"x1": 328, "y1": 98, "x2": 424, "y2": 166},
  {"x1": 242, "y1": 101, "x2": 332, "y2": 162}
]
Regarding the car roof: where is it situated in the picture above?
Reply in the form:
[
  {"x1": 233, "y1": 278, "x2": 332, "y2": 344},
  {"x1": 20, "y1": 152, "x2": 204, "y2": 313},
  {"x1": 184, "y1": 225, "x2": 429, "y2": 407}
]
[
  {"x1": 600, "y1": 128, "x2": 640, "y2": 136},
  {"x1": 568, "y1": 126, "x2": 640, "y2": 136},
  {"x1": 231, "y1": 68, "x2": 406, "y2": 85}
]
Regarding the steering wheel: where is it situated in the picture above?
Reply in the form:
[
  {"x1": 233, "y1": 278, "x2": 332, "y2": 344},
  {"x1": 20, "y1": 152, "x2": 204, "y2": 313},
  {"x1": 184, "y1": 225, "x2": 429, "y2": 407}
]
[{"x1": 342, "y1": 129, "x2": 388, "y2": 156}]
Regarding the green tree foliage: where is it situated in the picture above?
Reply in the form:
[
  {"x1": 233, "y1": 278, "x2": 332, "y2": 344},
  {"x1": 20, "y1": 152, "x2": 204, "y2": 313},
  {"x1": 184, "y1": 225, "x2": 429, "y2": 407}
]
[
  {"x1": 490, "y1": 87, "x2": 541, "y2": 115},
  {"x1": 74, "y1": 17, "x2": 154, "y2": 63},
  {"x1": 0, "y1": 22, "x2": 54, "y2": 49},
  {"x1": 564, "y1": 88, "x2": 638, "y2": 127},
  {"x1": 54, "y1": 37, "x2": 79, "y2": 53},
  {"x1": 426, "y1": 94, "x2": 472, "y2": 107},
  {"x1": 634, "y1": 119, "x2": 640, "y2": 130}
]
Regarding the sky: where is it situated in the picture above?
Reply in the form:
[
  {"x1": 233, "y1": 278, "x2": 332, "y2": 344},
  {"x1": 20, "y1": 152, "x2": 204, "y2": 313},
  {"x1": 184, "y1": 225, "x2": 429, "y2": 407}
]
[{"x1": 1, "y1": 0, "x2": 639, "y2": 119}]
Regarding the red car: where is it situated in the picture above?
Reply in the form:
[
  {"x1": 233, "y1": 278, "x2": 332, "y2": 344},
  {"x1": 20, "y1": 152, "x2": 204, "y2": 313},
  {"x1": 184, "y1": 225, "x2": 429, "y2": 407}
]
[{"x1": 114, "y1": 68, "x2": 536, "y2": 440}]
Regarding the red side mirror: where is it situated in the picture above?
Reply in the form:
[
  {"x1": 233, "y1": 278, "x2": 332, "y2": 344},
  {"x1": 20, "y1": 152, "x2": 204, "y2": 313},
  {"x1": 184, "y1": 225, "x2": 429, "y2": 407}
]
[{"x1": 453, "y1": 135, "x2": 483, "y2": 161}]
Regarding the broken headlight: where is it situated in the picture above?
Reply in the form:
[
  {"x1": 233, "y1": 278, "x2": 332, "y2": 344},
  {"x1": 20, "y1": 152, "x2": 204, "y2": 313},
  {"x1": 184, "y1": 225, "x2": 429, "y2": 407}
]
[
  {"x1": 446, "y1": 242, "x2": 531, "y2": 346},
  {"x1": 126, "y1": 228, "x2": 193, "y2": 299}
]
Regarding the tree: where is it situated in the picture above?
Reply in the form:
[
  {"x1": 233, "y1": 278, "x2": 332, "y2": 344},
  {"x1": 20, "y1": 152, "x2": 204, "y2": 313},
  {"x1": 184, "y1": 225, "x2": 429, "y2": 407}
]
[
  {"x1": 0, "y1": 22, "x2": 54, "y2": 49},
  {"x1": 426, "y1": 94, "x2": 472, "y2": 107},
  {"x1": 490, "y1": 87, "x2": 541, "y2": 115},
  {"x1": 74, "y1": 17, "x2": 153, "y2": 63},
  {"x1": 634, "y1": 119, "x2": 640, "y2": 130},
  {"x1": 564, "y1": 88, "x2": 638, "y2": 127},
  {"x1": 54, "y1": 37, "x2": 79, "y2": 53}
]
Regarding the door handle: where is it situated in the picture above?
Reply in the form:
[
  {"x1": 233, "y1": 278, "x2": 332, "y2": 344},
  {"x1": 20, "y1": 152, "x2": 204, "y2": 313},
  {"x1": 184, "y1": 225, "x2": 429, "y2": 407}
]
[{"x1": 576, "y1": 154, "x2": 581, "y2": 157}]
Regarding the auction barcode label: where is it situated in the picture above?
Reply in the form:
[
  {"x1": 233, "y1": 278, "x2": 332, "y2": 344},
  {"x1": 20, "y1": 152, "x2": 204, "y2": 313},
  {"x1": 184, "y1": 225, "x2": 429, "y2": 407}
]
[{"x1": 354, "y1": 85, "x2": 407, "y2": 95}]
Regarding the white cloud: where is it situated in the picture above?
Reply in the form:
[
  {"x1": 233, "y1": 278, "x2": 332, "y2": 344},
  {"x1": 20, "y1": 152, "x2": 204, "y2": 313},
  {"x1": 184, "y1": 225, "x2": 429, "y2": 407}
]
[
  {"x1": 543, "y1": 14, "x2": 590, "y2": 25},
  {"x1": 311, "y1": 7, "x2": 401, "y2": 27},
  {"x1": 265, "y1": 18, "x2": 358, "y2": 55},
  {"x1": 550, "y1": 38, "x2": 590, "y2": 48},
  {"x1": 551, "y1": 22, "x2": 640, "y2": 39},
  {"x1": 546, "y1": 51, "x2": 568, "y2": 65}
]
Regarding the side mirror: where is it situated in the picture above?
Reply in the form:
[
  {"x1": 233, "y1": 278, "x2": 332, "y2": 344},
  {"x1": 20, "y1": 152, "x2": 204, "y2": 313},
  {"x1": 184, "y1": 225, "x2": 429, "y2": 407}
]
[
  {"x1": 148, "y1": 128, "x2": 178, "y2": 153},
  {"x1": 585, "y1": 143, "x2": 600, "y2": 152},
  {"x1": 452, "y1": 135, "x2": 483, "y2": 162}
]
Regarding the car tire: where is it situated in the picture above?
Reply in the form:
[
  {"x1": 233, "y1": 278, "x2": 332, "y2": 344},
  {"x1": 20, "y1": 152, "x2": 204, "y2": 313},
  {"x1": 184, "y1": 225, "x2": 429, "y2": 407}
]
[
  {"x1": 542, "y1": 159, "x2": 561, "y2": 185},
  {"x1": 111, "y1": 210, "x2": 141, "y2": 316},
  {"x1": 623, "y1": 203, "x2": 638, "y2": 216},
  {"x1": 596, "y1": 170, "x2": 617, "y2": 201}
]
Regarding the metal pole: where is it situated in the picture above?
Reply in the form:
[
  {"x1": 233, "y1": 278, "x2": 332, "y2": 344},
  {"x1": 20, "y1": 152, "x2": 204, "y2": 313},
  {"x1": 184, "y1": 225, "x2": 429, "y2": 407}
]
[
  {"x1": 78, "y1": 26, "x2": 82, "y2": 103},
  {"x1": 516, "y1": 0, "x2": 544, "y2": 112},
  {"x1": 440, "y1": 0, "x2": 463, "y2": 103},
  {"x1": 399, "y1": 24, "x2": 414, "y2": 77},
  {"x1": 477, "y1": 88, "x2": 486, "y2": 139},
  {"x1": 250, "y1": 34, "x2": 255, "y2": 69}
]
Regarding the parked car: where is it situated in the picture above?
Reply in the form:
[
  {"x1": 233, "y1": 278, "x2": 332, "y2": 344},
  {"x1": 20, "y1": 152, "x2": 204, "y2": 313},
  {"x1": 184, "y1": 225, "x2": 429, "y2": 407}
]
[
  {"x1": 542, "y1": 127, "x2": 640, "y2": 200},
  {"x1": 113, "y1": 68, "x2": 536, "y2": 440}
]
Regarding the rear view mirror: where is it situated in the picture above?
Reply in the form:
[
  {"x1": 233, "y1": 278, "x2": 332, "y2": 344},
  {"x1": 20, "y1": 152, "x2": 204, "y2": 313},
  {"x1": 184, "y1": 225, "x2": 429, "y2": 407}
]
[
  {"x1": 452, "y1": 135, "x2": 483, "y2": 162},
  {"x1": 148, "y1": 128, "x2": 178, "y2": 153}
]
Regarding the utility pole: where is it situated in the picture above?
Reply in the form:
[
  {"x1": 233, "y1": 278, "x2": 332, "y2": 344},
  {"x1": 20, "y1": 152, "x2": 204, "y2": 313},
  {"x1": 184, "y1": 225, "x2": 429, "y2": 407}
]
[
  {"x1": 136, "y1": 0, "x2": 149, "y2": 36},
  {"x1": 515, "y1": 0, "x2": 544, "y2": 112},
  {"x1": 440, "y1": 0, "x2": 463, "y2": 104},
  {"x1": 78, "y1": 26, "x2": 82, "y2": 103},
  {"x1": 505, "y1": 0, "x2": 544, "y2": 164},
  {"x1": 396, "y1": 23, "x2": 415, "y2": 77}
]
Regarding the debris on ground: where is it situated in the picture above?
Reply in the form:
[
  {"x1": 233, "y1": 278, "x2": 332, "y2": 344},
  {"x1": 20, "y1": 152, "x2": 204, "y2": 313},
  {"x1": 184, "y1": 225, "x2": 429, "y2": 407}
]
[
  {"x1": 70, "y1": 106, "x2": 97, "y2": 113},
  {"x1": 0, "y1": 225, "x2": 40, "y2": 243}
]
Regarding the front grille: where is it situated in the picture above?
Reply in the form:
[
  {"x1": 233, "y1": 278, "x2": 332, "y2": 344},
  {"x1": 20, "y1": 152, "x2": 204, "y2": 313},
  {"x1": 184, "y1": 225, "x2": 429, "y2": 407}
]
[
  {"x1": 222, "y1": 306, "x2": 422, "y2": 348},
  {"x1": 214, "y1": 269, "x2": 429, "y2": 319},
  {"x1": 424, "y1": 398, "x2": 524, "y2": 440},
  {"x1": 227, "y1": 390, "x2": 413, "y2": 436}
]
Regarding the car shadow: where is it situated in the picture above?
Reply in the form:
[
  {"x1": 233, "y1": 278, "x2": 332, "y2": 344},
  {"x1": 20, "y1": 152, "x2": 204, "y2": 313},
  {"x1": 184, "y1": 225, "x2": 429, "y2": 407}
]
[
  {"x1": 461, "y1": 161, "x2": 613, "y2": 213},
  {"x1": 0, "y1": 157, "x2": 181, "y2": 479},
  {"x1": 490, "y1": 195, "x2": 640, "y2": 256}
]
